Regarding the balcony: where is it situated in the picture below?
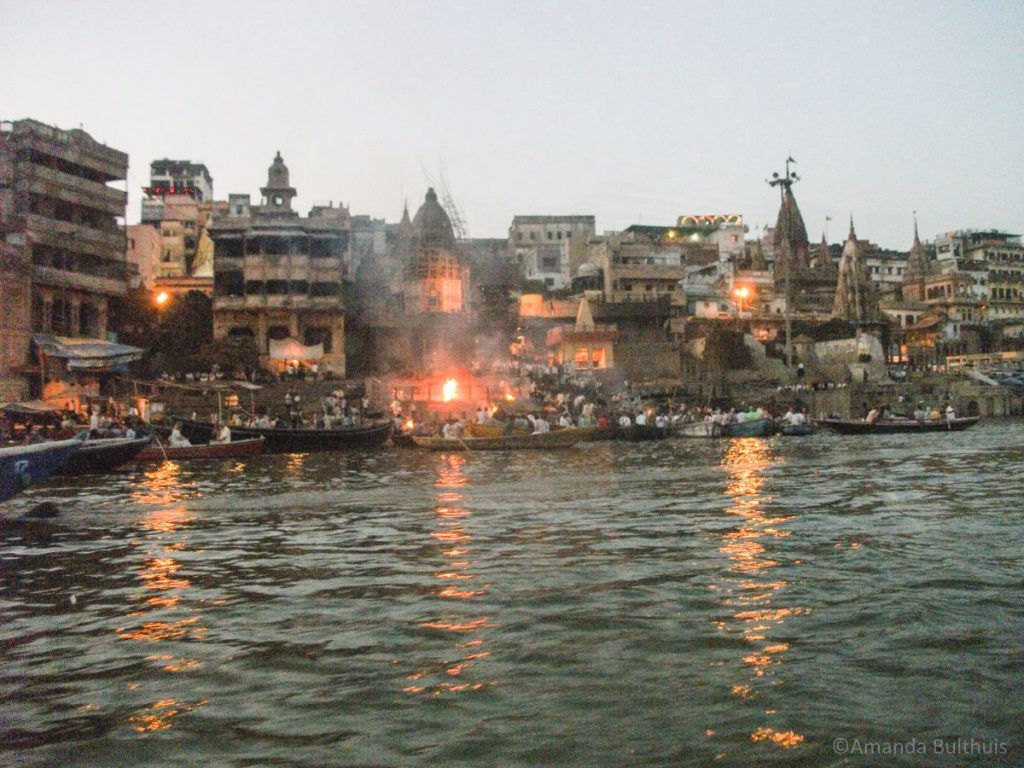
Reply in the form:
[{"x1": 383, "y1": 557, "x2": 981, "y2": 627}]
[
  {"x1": 22, "y1": 163, "x2": 126, "y2": 214},
  {"x1": 32, "y1": 265, "x2": 126, "y2": 296},
  {"x1": 14, "y1": 127, "x2": 126, "y2": 180},
  {"x1": 25, "y1": 214, "x2": 125, "y2": 255}
]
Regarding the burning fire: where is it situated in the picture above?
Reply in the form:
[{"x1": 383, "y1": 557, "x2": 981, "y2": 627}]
[
  {"x1": 505, "y1": 393, "x2": 516, "y2": 402},
  {"x1": 403, "y1": 418, "x2": 415, "y2": 432},
  {"x1": 442, "y1": 378, "x2": 459, "y2": 402}
]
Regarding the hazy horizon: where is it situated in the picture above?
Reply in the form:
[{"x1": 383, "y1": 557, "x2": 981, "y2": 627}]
[{"x1": 2, "y1": 0, "x2": 1022, "y2": 248}]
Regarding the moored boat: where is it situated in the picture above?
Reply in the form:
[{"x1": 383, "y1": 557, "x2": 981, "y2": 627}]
[
  {"x1": 159, "y1": 417, "x2": 392, "y2": 453},
  {"x1": 779, "y1": 423, "x2": 815, "y2": 436},
  {"x1": 614, "y1": 423, "x2": 668, "y2": 441},
  {"x1": 412, "y1": 429, "x2": 586, "y2": 451},
  {"x1": 674, "y1": 417, "x2": 775, "y2": 439},
  {"x1": 0, "y1": 438, "x2": 81, "y2": 502},
  {"x1": 674, "y1": 420, "x2": 720, "y2": 438},
  {"x1": 136, "y1": 437, "x2": 265, "y2": 462},
  {"x1": 817, "y1": 416, "x2": 981, "y2": 435},
  {"x1": 63, "y1": 435, "x2": 153, "y2": 475},
  {"x1": 721, "y1": 418, "x2": 774, "y2": 438}
]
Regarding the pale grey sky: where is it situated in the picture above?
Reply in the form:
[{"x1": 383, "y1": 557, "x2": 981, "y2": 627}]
[{"x1": 2, "y1": 0, "x2": 1022, "y2": 247}]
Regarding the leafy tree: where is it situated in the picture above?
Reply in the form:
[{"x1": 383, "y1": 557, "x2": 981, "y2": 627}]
[
  {"x1": 204, "y1": 335, "x2": 260, "y2": 379},
  {"x1": 149, "y1": 291, "x2": 213, "y2": 375}
]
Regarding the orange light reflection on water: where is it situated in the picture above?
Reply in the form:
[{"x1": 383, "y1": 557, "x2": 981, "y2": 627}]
[
  {"x1": 716, "y1": 438, "x2": 806, "y2": 751},
  {"x1": 118, "y1": 461, "x2": 207, "y2": 731},
  {"x1": 406, "y1": 453, "x2": 493, "y2": 696}
]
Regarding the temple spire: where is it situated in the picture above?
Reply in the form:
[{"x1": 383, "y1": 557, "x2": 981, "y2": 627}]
[{"x1": 833, "y1": 215, "x2": 878, "y2": 324}]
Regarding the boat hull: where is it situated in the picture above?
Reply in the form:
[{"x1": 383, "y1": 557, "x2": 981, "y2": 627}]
[
  {"x1": 614, "y1": 424, "x2": 669, "y2": 441},
  {"x1": 412, "y1": 429, "x2": 585, "y2": 451},
  {"x1": 722, "y1": 418, "x2": 774, "y2": 438},
  {"x1": 136, "y1": 437, "x2": 265, "y2": 462},
  {"x1": 160, "y1": 417, "x2": 392, "y2": 453},
  {"x1": 63, "y1": 436, "x2": 153, "y2": 475},
  {"x1": 0, "y1": 439, "x2": 80, "y2": 502},
  {"x1": 779, "y1": 424, "x2": 815, "y2": 436},
  {"x1": 818, "y1": 417, "x2": 981, "y2": 435},
  {"x1": 676, "y1": 418, "x2": 774, "y2": 438}
]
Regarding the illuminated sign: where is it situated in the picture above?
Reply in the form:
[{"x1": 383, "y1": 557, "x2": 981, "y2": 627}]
[
  {"x1": 676, "y1": 214, "x2": 744, "y2": 228},
  {"x1": 144, "y1": 185, "x2": 198, "y2": 198}
]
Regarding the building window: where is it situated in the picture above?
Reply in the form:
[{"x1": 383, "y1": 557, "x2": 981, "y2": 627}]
[
  {"x1": 547, "y1": 232, "x2": 553, "y2": 240},
  {"x1": 268, "y1": 325, "x2": 290, "y2": 341},
  {"x1": 574, "y1": 348, "x2": 590, "y2": 368},
  {"x1": 311, "y1": 282, "x2": 340, "y2": 297}
]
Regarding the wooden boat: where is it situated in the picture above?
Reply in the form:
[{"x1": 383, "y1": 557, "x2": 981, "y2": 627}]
[
  {"x1": 0, "y1": 438, "x2": 81, "y2": 502},
  {"x1": 722, "y1": 418, "x2": 774, "y2": 438},
  {"x1": 614, "y1": 423, "x2": 669, "y2": 441},
  {"x1": 63, "y1": 435, "x2": 153, "y2": 475},
  {"x1": 412, "y1": 429, "x2": 586, "y2": 451},
  {"x1": 674, "y1": 420, "x2": 720, "y2": 438},
  {"x1": 136, "y1": 437, "x2": 265, "y2": 462},
  {"x1": 160, "y1": 417, "x2": 392, "y2": 453},
  {"x1": 818, "y1": 416, "x2": 981, "y2": 435},
  {"x1": 465, "y1": 423, "x2": 529, "y2": 438},
  {"x1": 779, "y1": 423, "x2": 815, "y2": 436},
  {"x1": 674, "y1": 418, "x2": 774, "y2": 439}
]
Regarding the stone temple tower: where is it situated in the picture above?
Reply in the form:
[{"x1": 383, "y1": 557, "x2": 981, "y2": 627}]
[{"x1": 832, "y1": 217, "x2": 879, "y2": 323}]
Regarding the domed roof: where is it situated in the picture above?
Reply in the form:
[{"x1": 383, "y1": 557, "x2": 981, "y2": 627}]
[
  {"x1": 576, "y1": 262, "x2": 600, "y2": 277},
  {"x1": 411, "y1": 188, "x2": 456, "y2": 250}
]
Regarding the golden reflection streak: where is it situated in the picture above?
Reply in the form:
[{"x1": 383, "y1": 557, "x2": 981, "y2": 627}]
[
  {"x1": 117, "y1": 463, "x2": 207, "y2": 730},
  {"x1": 127, "y1": 698, "x2": 208, "y2": 733},
  {"x1": 406, "y1": 453, "x2": 493, "y2": 695},
  {"x1": 716, "y1": 438, "x2": 805, "y2": 750}
]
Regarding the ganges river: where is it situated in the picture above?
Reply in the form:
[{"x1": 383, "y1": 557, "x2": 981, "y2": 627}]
[{"x1": 2, "y1": 423, "x2": 1022, "y2": 767}]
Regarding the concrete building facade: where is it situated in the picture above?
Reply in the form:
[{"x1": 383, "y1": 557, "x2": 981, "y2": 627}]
[
  {"x1": 0, "y1": 119, "x2": 128, "y2": 400},
  {"x1": 509, "y1": 215, "x2": 595, "y2": 289},
  {"x1": 210, "y1": 152, "x2": 351, "y2": 375}
]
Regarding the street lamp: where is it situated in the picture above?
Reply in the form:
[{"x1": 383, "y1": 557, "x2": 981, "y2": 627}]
[{"x1": 155, "y1": 291, "x2": 169, "y2": 307}]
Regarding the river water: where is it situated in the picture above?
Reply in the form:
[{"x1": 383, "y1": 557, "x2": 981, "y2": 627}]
[{"x1": 2, "y1": 423, "x2": 1022, "y2": 767}]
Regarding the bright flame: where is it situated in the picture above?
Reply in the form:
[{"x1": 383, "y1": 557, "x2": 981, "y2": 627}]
[
  {"x1": 504, "y1": 393, "x2": 516, "y2": 402},
  {"x1": 155, "y1": 291, "x2": 169, "y2": 306},
  {"x1": 442, "y1": 378, "x2": 458, "y2": 402},
  {"x1": 403, "y1": 418, "x2": 415, "y2": 431}
]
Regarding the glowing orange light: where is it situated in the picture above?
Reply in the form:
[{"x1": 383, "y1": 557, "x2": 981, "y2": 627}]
[
  {"x1": 442, "y1": 378, "x2": 458, "y2": 401},
  {"x1": 734, "y1": 286, "x2": 749, "y2": 299},
  {"x1": 504, "y1": 393, "x2": 515, "y2": 402},
  {"x1": 155, "y1": 291, "x2": 169, "y2": 306}
]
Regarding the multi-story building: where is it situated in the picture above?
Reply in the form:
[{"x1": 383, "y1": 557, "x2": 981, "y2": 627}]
[
  {"x1": 588, "y1": 224, "x2": 721, "y2": 306},
  {"x1": 143, "y1": 159, "x2": 213, "y2": 206},
  {"x1": 509, "y1": 215, "x2": 595, "y2": 289},
  {"x1": 136, "y1": 160, "x2": 220, "y2": 293},
  {"x1": 126, "y1": 223, "x2": 162, "y2": 290},
  {"x1": 0, "y1": 119, "x2": 129, "y2": 399},
  {"x1": 210, "y1": 152, "x2": 351, "y2": 375},
  {"x1": 935, "y1": 230, "x2": 1024, "y2": 324}
]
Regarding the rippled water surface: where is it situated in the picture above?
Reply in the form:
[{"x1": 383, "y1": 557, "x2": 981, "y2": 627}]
[{"x1": 2, "y1": 423, "x2": 1023, "y2": 767}]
